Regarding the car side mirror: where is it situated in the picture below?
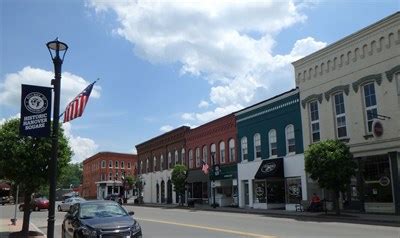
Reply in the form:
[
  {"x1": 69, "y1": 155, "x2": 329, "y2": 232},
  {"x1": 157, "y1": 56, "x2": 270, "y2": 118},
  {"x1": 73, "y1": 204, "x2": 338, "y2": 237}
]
[{"x1": 128, "y1": 211, "x2": 135, "y2": 216}]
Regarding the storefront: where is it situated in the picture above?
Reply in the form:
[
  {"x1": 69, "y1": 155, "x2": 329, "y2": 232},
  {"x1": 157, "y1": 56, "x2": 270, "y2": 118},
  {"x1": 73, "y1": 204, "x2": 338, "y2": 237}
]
[
  {"x1": 210, "y1": 164, "x2": 238, "y2": 207},
  {"x1": 186, "y1": 169, "x2": 209, "y2": 205}
]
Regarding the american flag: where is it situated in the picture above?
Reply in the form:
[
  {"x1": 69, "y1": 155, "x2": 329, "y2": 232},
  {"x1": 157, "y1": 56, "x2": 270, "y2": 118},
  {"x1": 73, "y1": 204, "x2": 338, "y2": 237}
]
[
  {"x1": 63, "y1": 81, "x2": 96, "y2": 123},
  {"x1": 201, "y1": 160, "x2": 209, "y2": 175}
]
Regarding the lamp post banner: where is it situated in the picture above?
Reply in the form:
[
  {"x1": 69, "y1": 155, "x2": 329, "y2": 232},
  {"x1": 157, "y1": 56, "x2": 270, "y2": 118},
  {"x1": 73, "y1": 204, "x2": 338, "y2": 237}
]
[{"x1": 20, "y1": 84, "x2": 52, "y2": 138}]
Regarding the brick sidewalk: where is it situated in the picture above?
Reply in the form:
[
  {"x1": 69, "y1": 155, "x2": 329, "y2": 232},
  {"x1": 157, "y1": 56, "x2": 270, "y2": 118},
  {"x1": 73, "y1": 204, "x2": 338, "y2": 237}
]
[{"x1": 0, "y1": 219, "x2": 46, "y2": 238}]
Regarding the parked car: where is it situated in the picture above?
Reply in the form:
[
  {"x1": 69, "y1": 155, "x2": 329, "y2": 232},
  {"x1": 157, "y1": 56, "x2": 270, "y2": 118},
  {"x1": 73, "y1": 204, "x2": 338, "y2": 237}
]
[
  {"x1": 19, "y1": 197, "x2": 49, "y2": 211},
  {"x1": 61, "y1": 200, "x2": 142, "y2": 238},
  {"x1": 0, "y1": 196, "x2": 14, "y2": 205},
  {"x1": 58, "y1": 197, "x2": 86, "y2": 212},
  {"x1": 105, "y1": 194, "x2": 123, "y2": 205}
]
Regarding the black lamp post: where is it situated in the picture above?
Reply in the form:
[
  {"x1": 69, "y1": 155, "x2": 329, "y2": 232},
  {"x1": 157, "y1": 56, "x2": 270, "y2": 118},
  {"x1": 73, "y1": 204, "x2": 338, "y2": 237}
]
[
  {"x1": 211, "y1": 152, "x2": 216, "y2": 208},
  {"x1": 46, "y1": 38, "x2": 68, "y2": 238}
]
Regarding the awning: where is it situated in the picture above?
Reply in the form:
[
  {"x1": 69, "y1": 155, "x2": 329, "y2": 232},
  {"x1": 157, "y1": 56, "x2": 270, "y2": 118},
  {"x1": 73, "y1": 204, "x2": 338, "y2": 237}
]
[
  {"x1": 186, "y1": 169, "x2": 209, "y2": 183},
  {"x1": 254, "y1": 158, "x2": 284, "y2": 179}
]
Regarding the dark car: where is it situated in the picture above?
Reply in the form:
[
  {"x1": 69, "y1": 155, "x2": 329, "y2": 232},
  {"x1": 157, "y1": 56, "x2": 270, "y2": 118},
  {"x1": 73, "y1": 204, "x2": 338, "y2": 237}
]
[
  {"x1": 19, "y1": 197, "x2": 49, "y2": 211},
  {"x1": 61, "y1": 200, "x2": 142, "y2": 238},
  {"x1": 105, "y1": 194, "x2": 123, "y2": 205}
]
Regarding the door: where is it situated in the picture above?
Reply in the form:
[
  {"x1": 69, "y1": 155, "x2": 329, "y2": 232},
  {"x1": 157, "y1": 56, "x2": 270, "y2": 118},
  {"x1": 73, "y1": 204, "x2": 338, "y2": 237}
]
[
  {"x1": 167, "y1": 180, "x2": 173, "y2": 204},
  {"x1": 244, "y1": 181, "x2": 249, "y2": 205}
]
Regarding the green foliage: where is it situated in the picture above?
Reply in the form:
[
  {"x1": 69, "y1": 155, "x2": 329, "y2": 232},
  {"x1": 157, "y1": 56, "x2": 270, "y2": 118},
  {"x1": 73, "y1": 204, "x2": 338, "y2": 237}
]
[
  {"x1": 0, "y1": 118, "x2": 73, "y2": 193},
  {"x1": 58, "y1": 162, "x2": 82, "y2": 189},
  {"x1": 171, "y1": 164, "x2": 187, "y2": 196},
  {"x1": 305, "y1": 139, "x2": 356, "y2": 193}
]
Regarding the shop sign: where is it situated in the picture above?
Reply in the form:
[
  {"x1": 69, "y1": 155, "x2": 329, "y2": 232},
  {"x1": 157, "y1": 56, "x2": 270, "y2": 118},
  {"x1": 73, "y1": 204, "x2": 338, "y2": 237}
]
[
  {"x1": 255, "y1": 158, "x2": 284, "y2": 179},
  {"x1": 372, "y1": 120, "x2": 383, "y2": 137}
]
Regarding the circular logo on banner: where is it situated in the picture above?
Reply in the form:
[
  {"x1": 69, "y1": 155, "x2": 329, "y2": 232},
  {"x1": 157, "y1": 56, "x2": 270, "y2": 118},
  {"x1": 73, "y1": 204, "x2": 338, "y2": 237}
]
[
  {"x1": 24, "y1": 92, "x2": 48, "y2": 113},
  {"x1": 372, "y1": 120, "x2": 383, "y2": 137},
  {"x1": 261, "y1": 162, "x2": 276, "y2": 174},
  {"x1": 379, "y1": 176, "x2": 390, "y2": 186}
]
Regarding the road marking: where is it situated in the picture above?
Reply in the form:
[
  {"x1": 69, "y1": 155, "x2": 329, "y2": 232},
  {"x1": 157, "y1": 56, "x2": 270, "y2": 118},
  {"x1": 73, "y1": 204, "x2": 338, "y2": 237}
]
[{"x1": 136, "y1": 217, "x2": 278, "y2": 238}]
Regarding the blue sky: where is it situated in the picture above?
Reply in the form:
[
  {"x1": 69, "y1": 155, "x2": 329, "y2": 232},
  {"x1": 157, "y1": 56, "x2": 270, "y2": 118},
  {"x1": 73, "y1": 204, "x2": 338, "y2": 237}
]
[{"x1": 1, "y1": 0, "x2": 398, "y2": 163}]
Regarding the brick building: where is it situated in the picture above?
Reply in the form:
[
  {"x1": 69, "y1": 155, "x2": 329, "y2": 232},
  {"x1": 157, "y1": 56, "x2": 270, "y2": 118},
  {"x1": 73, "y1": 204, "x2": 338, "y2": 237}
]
[{"x1": 82, "y1": 152, "x2": 138, "y2": 199}]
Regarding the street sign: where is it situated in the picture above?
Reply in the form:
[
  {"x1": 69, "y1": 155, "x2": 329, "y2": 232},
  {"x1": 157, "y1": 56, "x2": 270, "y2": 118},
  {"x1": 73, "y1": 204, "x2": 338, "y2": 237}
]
[{"x1": 20, "y1": 84, "x2": 52, "y2": 138}]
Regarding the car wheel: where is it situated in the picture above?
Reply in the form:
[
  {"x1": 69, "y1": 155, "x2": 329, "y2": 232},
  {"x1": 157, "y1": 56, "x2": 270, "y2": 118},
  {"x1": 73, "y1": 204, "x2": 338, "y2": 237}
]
[
  {"x1": 61, "y1": 225, "x2": 66, "y2": 238},
  {"x1": 58, "y1": 205, "x2": 62, "y2": 212}
]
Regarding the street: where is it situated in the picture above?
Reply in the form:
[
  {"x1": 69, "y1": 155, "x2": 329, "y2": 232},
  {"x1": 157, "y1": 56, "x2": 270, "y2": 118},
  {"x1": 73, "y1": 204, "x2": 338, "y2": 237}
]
[{"x1": 1, "y1": 204, "x2": 399, "y2": 238}]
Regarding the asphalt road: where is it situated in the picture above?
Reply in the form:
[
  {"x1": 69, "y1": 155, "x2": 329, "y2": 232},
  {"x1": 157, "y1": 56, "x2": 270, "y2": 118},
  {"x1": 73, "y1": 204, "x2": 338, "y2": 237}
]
[{"x1": 1, "y1": 203, "x2": 399, "y2": 238}]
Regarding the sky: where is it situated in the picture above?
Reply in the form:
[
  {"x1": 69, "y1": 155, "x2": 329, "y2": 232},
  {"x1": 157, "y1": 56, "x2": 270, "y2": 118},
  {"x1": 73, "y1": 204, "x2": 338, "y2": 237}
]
[{"x1": 1, "y1": 0, "x2": 399, "y2": 163}]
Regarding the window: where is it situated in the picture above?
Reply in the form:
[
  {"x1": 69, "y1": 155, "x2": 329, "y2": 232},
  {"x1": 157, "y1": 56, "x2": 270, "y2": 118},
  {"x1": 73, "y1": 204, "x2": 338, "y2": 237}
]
[
  {"x1": 181, "y1": 149, "x2": 185, "y2": 165},
  {"x1": 241, "y1": 137, "x2": 248, "y2": 161},
  {"x1": 160, "y1": 155, "x2": 164, "y2": 170},
  {"x1": 210, "y1": 144, "x2": 216, "y2": 163},
  {"x1": 253, "y1": 133, "x2": 261, "y2": 160},
  {"x1": 333, "y1": 92, "x2": 347, "y2": 138},
  {"x1": 202, "y1": 146, "x2": 208, "y2": 164},
  {"x1": 153, "y1": 156, "x2": 157, "y2": 171},
  {"x1": 189, "y1": 150, "x2": 193, "y2": 168},
  {"x1": 285, "y1": 125, "x2": 295, "y2": 154},
  {"x1": 109, "y1": 172, "x2": 112, "y2": 181},
  {"x1": 109, "y1": 160, "x2": 113, "y2": 168},
  {"x1": 363, "y1": 83, "x2": 378, "y2": 133},
  {"x1": 175, "y1": 150, "x2": 178, "y2": 165},
  {"x1": 115, "y1": 161, "x2": 119, "y2": 168},
  {"x1": 101, "y1": 173, "x2": 105, "y2": 181},
  {"x1": 286, "y1": 177, "x2": 302, "y2": 204},
  {"x1": 146, "y1": 159, "x2": 149, "y2": 173},
  {"x1": 115, "y1": 172, "x2": 119, "y2": 180},
  {"x1": 269, "y1": 129, "x2": 277, "y2": 157},
  {"x1": 168, "y1": 152, "x2": 172, "y2": 169},
  {"x1": 309, "y1": 101, "x2": 320, "y2": 142},
  {"x1": 121, "y1": 161, "x2": 124, "y2": 169},
  {"x1": 229, "y1": 139, "x2": 235, "y2": 162},
  {"x1": 195, "y1": 147, "x2": 201, "y2": 167},
  {"x1": 139, "y1": 161, "x2": 143, "y2": 174},
  {"x1": 128, "y1": 162, "x2": 131, "y2": 169},
  {"x1": 219, "y1": 141, "x2": 225, "y2": 164}
]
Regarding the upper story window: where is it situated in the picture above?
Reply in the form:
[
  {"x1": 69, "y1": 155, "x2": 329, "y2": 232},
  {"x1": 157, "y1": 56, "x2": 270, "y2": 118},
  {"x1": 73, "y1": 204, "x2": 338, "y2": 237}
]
[
  {"x1": 160, "y1": 155, "x2": 164, "y2": 171},
  {"x1": 253, "y1": 133, "x2": 261, "y2": 160},
  {"x1": 109, "y1": 172, "x2": 112, "y2": 181},
  {"x1": 175, "y1": 150, "x2": 179, "y2": 165},
  {"x1": 128, "y1": 162, "x2": 131, "y2": 169},
  {"x1": 219, "y1": 141, "x2": 225, "y2": 164},
  {"x1": 146, "y1": 159, "x2": 149, "y2": 173},
  {"x1": 210, "y1": 144, "x2": 216, "y2": 163},
  {"x1": 269, "y1": 129, "x2": 277, "y2": 157},
  {"x1": 285, "y1": 124, "x2": 295, "y2": 154},
  {"x1": 121, "y1": 161, "x2": 124, "y2": 169},
  {"x1": 195, "y1": 147, "x2": 201, "y2": 167},
  {"x1": 109, "y1": 160, "x2": 113, "y2": 168},
  {"x1": 153, "y1": 156, "x2": 157, "y2": 172},
  {"x1": 333, "y1": 92, "x2": 347, "y2": 138},
  {"x1": 115, "y1": 161, "x2": 119, "y2": 168},
  {"x1": 168, "y1": 152, "x2": 172, "y2": 169},
  {"x1": 363, "y1": 82, "x2": 377, "y2": 133},
  {"x1": 309, "y1": 101, "x2": 320, "y2": 143},
  {"x1": 181, "y1": 149, "x2": 185, "y2": 166},
  {"x1": 140, "y1": 161, "x2": 143, "y2": 174},
  {"x1": 202, "y1": 146, "x2": 208, "y2": 164},
  {"x1": 189, "y1": 150, "x2": 193, "y2": 169},
  {"x1": 228, "y1": 139, "x2": 235, "y2": 162},
  {"x1": 241, "y1": 137, "x2": 248, "y2": 161}
]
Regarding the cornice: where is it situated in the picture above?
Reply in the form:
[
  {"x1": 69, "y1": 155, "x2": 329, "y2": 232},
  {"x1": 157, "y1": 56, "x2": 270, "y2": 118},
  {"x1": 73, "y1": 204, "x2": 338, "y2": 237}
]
[
  {"x1": 324, "y1": 85, "x2": 350, "y2": 101},
  {"x1": 301, "y1": 94, "x2": 323, "y2": 109},
  {"x1": 385, "y1": 64, "x2": 400, "y2": 82},
  {"x1": 352, "y1": 74, "x2": 382, "y2": 92}
]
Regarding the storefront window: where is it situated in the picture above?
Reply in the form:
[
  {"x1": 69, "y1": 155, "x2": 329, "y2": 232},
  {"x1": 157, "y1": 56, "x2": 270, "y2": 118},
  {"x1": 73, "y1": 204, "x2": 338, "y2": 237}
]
[
  {"x1": 286, "y1": 177, "x2": 302, "y2": 204},
  {"x1": 253, "y1": 180, "x2": 266, "y2": 203},
  {"x1": 267, "y1": 180, "x2": 285, "y2": 203},
  {"x1": 363, "y1": 156, "x2": 393, "y2": 203}
]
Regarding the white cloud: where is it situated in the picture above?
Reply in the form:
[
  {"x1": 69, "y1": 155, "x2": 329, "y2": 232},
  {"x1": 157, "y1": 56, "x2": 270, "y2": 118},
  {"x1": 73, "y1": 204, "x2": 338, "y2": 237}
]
[
  {"x1": 0, "y1": 66, "x2": 101, "y2": 110},
  {"x1": 0, "y1": 113, "x2": 20, "y2": 126},
  {"x1": 132, "y1": 146, "x2": 137, "y2": 154},
  {"x1": 88, "y1": 1, "x2": 325, "y2": 126},
  {"x1": 160, "y1": 125, "x2": 174, "y2": 133},
  {"x1": 62, "y1": 122, "x2": 99, "y2": 163}
]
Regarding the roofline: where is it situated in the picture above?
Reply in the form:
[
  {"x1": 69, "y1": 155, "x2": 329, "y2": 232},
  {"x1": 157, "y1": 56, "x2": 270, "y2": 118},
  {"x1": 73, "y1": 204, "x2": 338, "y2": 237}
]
[
  {"x1": 292, "y1": 11, "x2": 400, "y2": 67},
  {"x1": 187, "y1": 113, "x2": 235, "y2": 133},
  {"x1": 135, "y1": 126, "x2": 190, "y2": 148},
  {"x1": 83, "y1": 152, "x2": 137, "y2": 164},
  {"x1": 234, "y1": 88, "x2": 299, "y2": 116}
]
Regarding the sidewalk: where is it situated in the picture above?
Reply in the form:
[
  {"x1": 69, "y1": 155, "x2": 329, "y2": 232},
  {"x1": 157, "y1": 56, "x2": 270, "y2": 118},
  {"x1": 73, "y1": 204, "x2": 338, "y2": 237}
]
[
  {"x1": 127, "y1": 203, "x2": 400, "y2": 227},
  {"x1": 0, "y1": 219, "x2": 46, "y2": 238}
]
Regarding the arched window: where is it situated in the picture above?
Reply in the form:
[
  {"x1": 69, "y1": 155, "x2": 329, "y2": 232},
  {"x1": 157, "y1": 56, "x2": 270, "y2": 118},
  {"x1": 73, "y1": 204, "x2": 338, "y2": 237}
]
[
  {"x1": 202, "y1": 146, "x2": 208, "y2": 164},
  {"x1": 175, "y1": 150, "x2": 179, "y2": 165},
  {"x1": 241, "y1": 137, "x2": 248, "y2": 161},
  {"x1": 189, "y1": 150, "x2": 193, "y2": 168},
  {"x1": 146, "y1": 159, "x2": 149, "y2": 173},
  {"x1": 219, "y1": 141, "x2": 225, "y2": 164},
  {"x1": 153, "y1": 156, "x2": 157, "y2": 171},
  {"x1": 109, "y1": 172, "x2": 113, "y2": 180},
  {"x1": 109, "y1": 160, "x2": 113, "y2": 168},
  {"x1": 128, "y1": 162, "x2": 131, "y2": 169},
  {"x1": 139, "y1": 161, "x2": 143, "y2": 174},
  {"x1": 195, "y1": 147, "x2": 201, "y2": 167},
  {"x1": 121, "y1": 161, "x2": 124, "y2": 169},
  {"x1": 229, "y1": 139, "x2": 235, "y2": 162},
  {"x1": 115, "y1": 161, "x2": 119, "y2": 168},
  {"x1": 181, "y1": 149, "x2": 185, "y2": 166},
  {"x1": 286, "y1": 124, "x2": 296, "y2": 154},
  {"x1": 101, "y1": 160, "x2": 106, "y2": 168},
  {"x1": 269, "y1": 129, "x2": 277, "y2": 157},
  {"x1": 168, "y1": 152, "x2": 172, "y2": 169},
  {"x1": 160, "y1": 155, "x2": 164, "y2": 171},
  {"x1": 210, "y1": 144, "x2": 216, "y2": 164},
  {"x1": 253, "y1": 133, "x2": 261, "y2": 160}
]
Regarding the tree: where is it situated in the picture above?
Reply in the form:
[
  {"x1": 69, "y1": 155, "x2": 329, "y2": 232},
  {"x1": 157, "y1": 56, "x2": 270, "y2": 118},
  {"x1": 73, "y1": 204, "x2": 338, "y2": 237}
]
[
  {"x1": 0, "y1": 118, "x2": 72, "y2": 235},
  {"x1": 58, "y1": 162, "x2": 83, "y2": 189},
  {"x1": 305, "y1": 139, "x2": 356, "y2": 215},
  {"x1": 171, "y1": 164, "x2": 187, "y2": 206}
]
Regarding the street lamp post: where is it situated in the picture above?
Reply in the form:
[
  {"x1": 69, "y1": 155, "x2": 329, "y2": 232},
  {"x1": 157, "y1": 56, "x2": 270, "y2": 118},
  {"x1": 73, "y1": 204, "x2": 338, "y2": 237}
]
[
  {"x1": 211, "y1": 152, "x2": 216, "y2": 208},
  {"x1": 46, "y1": 38, "x2": 68, "y2": 238}
]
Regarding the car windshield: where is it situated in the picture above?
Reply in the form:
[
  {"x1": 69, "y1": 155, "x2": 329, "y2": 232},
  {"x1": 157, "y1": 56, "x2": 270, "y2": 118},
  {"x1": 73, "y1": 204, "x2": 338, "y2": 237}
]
[{"x1": 79, "y1": 203, "x2": 128, "y2": 219}]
